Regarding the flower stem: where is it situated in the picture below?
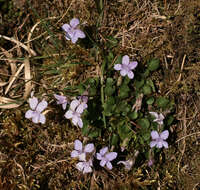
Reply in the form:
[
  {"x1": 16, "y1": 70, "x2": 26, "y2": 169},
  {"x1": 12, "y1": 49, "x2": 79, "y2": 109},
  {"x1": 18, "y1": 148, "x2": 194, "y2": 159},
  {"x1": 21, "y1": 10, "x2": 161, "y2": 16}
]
[{"x1": 100, "y1": 60, "x2": 106, "y2": 129}]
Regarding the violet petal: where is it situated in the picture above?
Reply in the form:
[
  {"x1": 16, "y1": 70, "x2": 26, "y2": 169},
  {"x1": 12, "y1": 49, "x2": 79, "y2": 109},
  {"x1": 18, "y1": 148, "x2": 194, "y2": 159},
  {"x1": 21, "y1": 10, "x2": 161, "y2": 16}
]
[
  {"x1": 70, "y1": 18, "x2": 79, "y2": 28},
  {"x1": 122, "y1": 55, "x2": 129, "y2": 65},
  {"x1": 74, "y1": 140, "x2": 82, "y2": 151},
  {"x1": 105, "y1": 152, "x2": 117, "y2": 161},
  {"x1": 160, "y1": 130, "x2": 169, "y2": 140}
]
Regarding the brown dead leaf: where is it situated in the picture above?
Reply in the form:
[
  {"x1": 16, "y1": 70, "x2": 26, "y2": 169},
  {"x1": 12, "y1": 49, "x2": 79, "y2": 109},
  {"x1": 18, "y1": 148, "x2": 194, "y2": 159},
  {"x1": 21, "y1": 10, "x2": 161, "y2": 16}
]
[{"x1": 0, "y1": 96, "x2": 21, "y2": 109}]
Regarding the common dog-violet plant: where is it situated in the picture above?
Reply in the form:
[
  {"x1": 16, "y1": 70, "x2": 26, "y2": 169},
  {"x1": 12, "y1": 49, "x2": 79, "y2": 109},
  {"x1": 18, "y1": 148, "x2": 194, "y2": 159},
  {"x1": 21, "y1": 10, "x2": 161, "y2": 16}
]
[
  {"x1": 24, "y1": 16, "x2": 175, "y2": 176},
  {"x1": 68, "y1": 49, "x2": 174, "y2": 172}
]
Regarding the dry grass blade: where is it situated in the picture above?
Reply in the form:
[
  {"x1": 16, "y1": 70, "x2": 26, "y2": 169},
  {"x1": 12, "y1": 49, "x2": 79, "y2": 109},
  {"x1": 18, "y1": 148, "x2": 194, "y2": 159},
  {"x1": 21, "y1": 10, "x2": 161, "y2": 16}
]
[
  {"x1": 0, "y1": 47, "x2": 17, "y2": 96},
  {"x1": 176, "y1": 131, "x2": 200, "y2": 143},
  {"x1": 23, "y1": 58, "x2": 32, "y2": 99},
  {"x1": 0, "y1": 34, "x2": 36, "y2": 56},
  {"x1": 0, "y1": 82, "x2": 8, "y2": 87},
  {"x1": 177, "y1": 54, "x2": 187, "y2": 82},
  {"x1": 26, "y1": 16, "x2": 57, "y2": 48},
  {"x1": 0, "y1": 47, "x2": 17, "y2": 75},
  {"x1": 56, "y1": 0, "x2": 75, "y2": 24},
  {"x1": 5, "y1": 63, "x2": 25, "y2": 95},
  {"x1": 0, "y1": 96, "x2": 21, "y2": 109},
  {"x1": 177, "y1": 105, "x2": 187, "y2": 176}
]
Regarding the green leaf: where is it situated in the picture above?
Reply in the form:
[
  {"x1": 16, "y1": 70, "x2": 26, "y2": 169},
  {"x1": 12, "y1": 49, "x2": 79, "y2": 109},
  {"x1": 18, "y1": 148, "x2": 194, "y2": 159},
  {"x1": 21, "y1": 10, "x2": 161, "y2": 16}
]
[
  {"x1": 123, "y1": 77, "x2": 131, "y2": 85},
  {"x1": 81, "y1": 123, "x2": 90, "y2": 136},
  {"x1": 107, "y1": 52, "x2": 114, "y2": 63},
  {"x1": 148, "y1": 58, "x2": 160, "y2": 71},
  {"x1": 166, "y1": 115, "x2": 174, "y2": 126},
  {"x1": 107, "y1": 36, "x2": 118, "y2": 48},
  {"x1": 142, "y1": 85, "x2": 152, "y2": 95},
  {"x1": 107, "y1": 97, "x2": 115, "y2": 105},
  {"x1": 139, "y1": 137, "x2": 145, "y2": 145},
  {"x1": 156, "y1": 97, "x2": 169, "y2": 108},
  {"x1": 134, "y1": 79, "x2": 145, "y2": 89},
  {"x1": 119, "y1": 90, "x2": 129, "y2": 99},
  {"x1": 146, "y1": 79, "x2": 155, "y2": 92},
  {"x1": 143, "y1": 132, "x2": 151, "y2": 141},
  {"x1": 114, "y1": 55, "x2": 122, "y2": 65},
  {"x1": 138, "y1": 112, "x2": 144, "y2": 118},
  {"x1": 122, "y1": 105, "x2": 131, "y2": 116},
  {"x1": 106, "y1": 78, "x2": 113, "y2": 86},
  {"x1": 87, "y1": 77, "x2": 99, "y2": 85},
  {"x1": 103, "y1": 97, "x2": 115, "y2": 116},
  {"x1": 105, "y1": 85, "x2": 115, "y2": 96},
  {"x1": 141, "y1": 69, "x2": 150, "y2": 78},
  {"x1": 89, "y1": 86, "x2": 97, "y2": 96},
  {"x1": 116, "y1": 102, "x2": 129, "y2": 114},
  {"x1": 70, "y1": 62, "x2": 91, "y2": 65},
  {"x1": 105, "y1": 78, "x2": 115, "y2": 96},
  {"x1": 119, "y1": 84, "x2": 130, "y2": 99},
  {"x1": 104, "y1": 105, "x2": 113, "y2": 116},
  {"x1": 77, "y1": 84, "x2": 85, "y2": 94},
  {"x1": 146, "y1": 97, "x2": 155, "y2": 105},
  {"x1": 118, "y1": 125, "x2": 132, "y2": 140},
  {"x1": 121, "y1": 137, "x2": 131, "y2": 149},
  {"x1": 137, "y1": 118, "x2": 150, "y2": 129},
  {"x1": 106, "y1": 78, "x2": 114, "y2": 85},
  {"x1": 88, "y1": 129, "x2": 100, "y2": 138},
  {"x1": 111, "y1": 134, "x2": 119, "y2": 146},
  {"x1": 128, "y1": 111, "x2": 138, "y2": 120}
]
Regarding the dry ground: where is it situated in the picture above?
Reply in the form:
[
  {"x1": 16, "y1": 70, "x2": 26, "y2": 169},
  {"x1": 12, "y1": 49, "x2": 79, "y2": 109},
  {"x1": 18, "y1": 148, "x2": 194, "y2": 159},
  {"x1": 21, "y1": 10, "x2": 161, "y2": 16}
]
[{"x1": 0, "y1": 0, "x2": 200, "y2": 189}]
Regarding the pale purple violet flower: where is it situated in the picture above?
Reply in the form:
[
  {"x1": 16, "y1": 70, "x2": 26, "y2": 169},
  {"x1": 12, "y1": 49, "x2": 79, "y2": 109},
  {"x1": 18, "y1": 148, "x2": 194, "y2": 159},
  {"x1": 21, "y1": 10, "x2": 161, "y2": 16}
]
[
  {"x1": 148, "y1": 159, "x2": 154, "y2": 167},
  {"x1": 54, "y1": 94, "x2": 68, "y2": 110},
  {"x1": 76, "y1": 96, "x2": 88, "y2": 114},
  {"x1": 149, "y1": 112, "x2": 164, "y2": 125},
  {"x1": 62, "y1": 18, "x2": 85, "y2": 44},
  {"x1": 78, "y1": 95, "x2": 88, "y2": 104},
  {"x1": 117, "y1": 159, "x2": 133, "y2": 170},
  {"x1": 71, "y1": 139, "x2": 94, "y2": 161},
  {"x1": 25, "y1": 96, "x2": 48, "y2": 124},
  {"x1": 76, "y1": 159, "x2": 93, "y2": 174},
  {"x1": 150, "y1": 130, "x2": 169, "y2": 149},
  {"x1": 114, "y1": 55, "x2": 138, "y2": 79},
  {"x1": 96, "y1": 147, "x2": 117, "y2": 170},
  {"x1": 64, "y1": 99, "x2": 84, "y2": 128}
]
